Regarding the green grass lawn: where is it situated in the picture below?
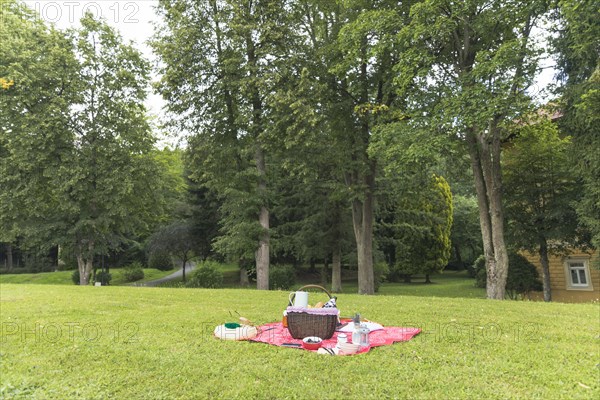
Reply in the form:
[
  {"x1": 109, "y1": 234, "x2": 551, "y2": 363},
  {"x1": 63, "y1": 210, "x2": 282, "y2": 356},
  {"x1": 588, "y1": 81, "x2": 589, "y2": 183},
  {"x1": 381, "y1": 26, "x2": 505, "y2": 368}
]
[
  {"x1": 1, "y1": 284, "x2": 598, "y2": 399},
  {"x1": 333, "y1": 271, "x2": 486, "y2": 299},
  {"x1": 0, "y1": 268, "x2": 176, "y2": 286},
  {"x1": 165, "y1": 264, "x2": 486, "y2": 299}
]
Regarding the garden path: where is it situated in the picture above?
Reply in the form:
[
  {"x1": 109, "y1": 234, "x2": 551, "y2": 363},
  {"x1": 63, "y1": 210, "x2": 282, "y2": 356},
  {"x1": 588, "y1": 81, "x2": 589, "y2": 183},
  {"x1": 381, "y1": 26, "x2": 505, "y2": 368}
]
[{"x1": 133, "y1": 261, "x2": 196, "y2": 287}]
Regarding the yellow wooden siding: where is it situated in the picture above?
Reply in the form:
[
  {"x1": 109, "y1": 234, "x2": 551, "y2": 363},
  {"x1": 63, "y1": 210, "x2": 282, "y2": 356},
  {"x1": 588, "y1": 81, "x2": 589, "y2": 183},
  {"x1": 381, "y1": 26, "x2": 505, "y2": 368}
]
[{"x1": 522, "y1": 250, "x2": 599, "y2": 303}]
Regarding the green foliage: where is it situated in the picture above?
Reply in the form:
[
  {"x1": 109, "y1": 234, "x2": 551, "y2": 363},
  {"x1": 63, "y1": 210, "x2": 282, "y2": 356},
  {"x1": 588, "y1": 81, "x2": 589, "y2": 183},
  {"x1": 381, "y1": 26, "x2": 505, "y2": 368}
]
[
  {"x1": 552, "y1": 0, "x2": 600, "y2": 251},
  {"x1": 268, "y1": 265, "x2": 296, "y2": 290},
  {"x1": 450, "y1": 195, "x2": 483, "y2": 267},
  {"x1": 153, "y1": 0, "x2": 299, "y2": 290},
  {"x1": 393, "y1": 175, "x2": 453, "y2": 280},
  {"x1": 474, "y1": 254, "x2": 543, "y2": 299},
  {"x1": 94, "y1": 271, "x2": 112, "y2": 286},
  {"x1": 373, "y1": 262, "x2": 389, "y2": 293},
  {"x1": 186, "y1": 262, "x2": 223, "y2": 289},
  {"x1": 503, "y1": 120, "x2": 582, "y2": 252},
  {"x1": 148, "y1": 251, "x2": 174, "y2": 271},
  {"x1": 473, "y1": 255, "x2": 487, "y2": 287},
  {"x1": 1, "y1": 6, "x2": 166, "y2": 286},
  {"x1": 0, "y1": 0, "x2": 79, "y2": 252},
  {"x1": 55, "y1": 13, "x2": 162, "y2": 284},
  {"x1": 505, "y1": 254, "x2": 544, "y2": 300},
  {"x1": 71, "y1": 270, "x2": 80, "y2": 285},
  {"x1": 122, "y1": 262, "x2": 145, "y2": 283},
  {"x1": 147, "y1": 221, "x2": 197, "y2": 271},
  {"x1": 394, "y1": 0, "x2": 547, "y2": 298}
]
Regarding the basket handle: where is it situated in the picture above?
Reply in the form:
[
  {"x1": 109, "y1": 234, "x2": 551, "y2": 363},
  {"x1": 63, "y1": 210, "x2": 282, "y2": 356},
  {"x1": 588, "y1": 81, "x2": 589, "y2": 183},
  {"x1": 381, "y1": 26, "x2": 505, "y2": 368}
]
[{"x1": 288, "y1": 284, "x2": 333, "y2": 306}]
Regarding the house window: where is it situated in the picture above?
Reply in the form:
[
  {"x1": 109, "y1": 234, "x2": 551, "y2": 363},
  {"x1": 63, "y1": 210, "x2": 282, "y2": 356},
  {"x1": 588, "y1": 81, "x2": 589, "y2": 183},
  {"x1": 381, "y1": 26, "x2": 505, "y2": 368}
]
[{"x1": 565, "y1": 259, "x2": 593, "y2": 291}]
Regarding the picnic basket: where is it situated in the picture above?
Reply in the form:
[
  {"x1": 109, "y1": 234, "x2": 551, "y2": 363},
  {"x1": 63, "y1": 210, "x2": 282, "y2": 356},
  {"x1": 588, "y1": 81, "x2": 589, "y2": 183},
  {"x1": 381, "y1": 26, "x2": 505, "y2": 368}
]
[{"x1": 286, "y1": 284, "x2": 338, "y2": 339}]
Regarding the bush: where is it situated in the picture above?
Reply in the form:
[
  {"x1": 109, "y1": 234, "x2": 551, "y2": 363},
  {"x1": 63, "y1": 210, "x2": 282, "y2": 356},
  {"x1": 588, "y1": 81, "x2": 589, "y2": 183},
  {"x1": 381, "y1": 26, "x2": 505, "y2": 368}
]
[
  {"x1": 505, "y1": 254, "x2": 543, "y2": 299},
  {"x1": 71, "y1": 270, "x2": 80, "y2": 285},
  {"x1": 187, "y1": 262, "x2": 223, "y2": 288},
  {"x1": 374, "y1": 262, "x2": 389, "y2": 292},
  {"x1": 269, "y1": 265, "x2": 296, "y2": 290},
  {"x1": 123, "y1": 262, "x2": 145, "y2": 282},
  {"x1": 472, "y1": 253, "x2": 543, "y2": 299},
  {"x1": 94, "y1": 271, "x2": 112, "y2": 286},
  {"x1": 472, "y1": 255, "x2": 486, "y2": 286},
  {"x1": 148, "y1": 251, "x2": 174, "y2": 271}
]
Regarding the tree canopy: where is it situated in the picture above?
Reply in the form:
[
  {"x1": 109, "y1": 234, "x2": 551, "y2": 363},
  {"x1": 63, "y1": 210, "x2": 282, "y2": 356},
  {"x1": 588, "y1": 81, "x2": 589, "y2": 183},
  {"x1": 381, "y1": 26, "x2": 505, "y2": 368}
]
[{"x1": 2, "y1": 0, "x2": 597, "y2": 299}]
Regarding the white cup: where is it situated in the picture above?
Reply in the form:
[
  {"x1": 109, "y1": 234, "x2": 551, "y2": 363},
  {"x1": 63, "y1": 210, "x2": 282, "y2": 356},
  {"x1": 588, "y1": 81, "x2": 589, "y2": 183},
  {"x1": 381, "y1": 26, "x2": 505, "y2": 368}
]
[{"x1": 289, "y1": 291, "x2": 309, "y2": 308}]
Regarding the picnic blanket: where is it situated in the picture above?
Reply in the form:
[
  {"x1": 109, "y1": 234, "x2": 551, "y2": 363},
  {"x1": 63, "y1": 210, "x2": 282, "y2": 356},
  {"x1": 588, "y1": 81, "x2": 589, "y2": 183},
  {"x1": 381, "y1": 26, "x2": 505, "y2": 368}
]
[{"x1": 250, "y1": 320, "x2": 421, "y2": 355}]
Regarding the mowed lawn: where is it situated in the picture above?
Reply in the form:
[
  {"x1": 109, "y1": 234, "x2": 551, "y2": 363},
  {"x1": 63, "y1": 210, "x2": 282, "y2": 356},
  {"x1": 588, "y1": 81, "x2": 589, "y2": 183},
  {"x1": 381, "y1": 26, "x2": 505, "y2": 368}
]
[
  {"x1": 0, "y1": 268, "x2": 175, "y2": 286},
  {"x1": 0, "y1": 284, "x2": 598, "y2": 399}
]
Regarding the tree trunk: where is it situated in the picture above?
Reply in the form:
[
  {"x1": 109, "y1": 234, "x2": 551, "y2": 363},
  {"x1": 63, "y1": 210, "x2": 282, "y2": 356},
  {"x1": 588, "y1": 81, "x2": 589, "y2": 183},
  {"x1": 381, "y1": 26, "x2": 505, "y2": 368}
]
[
  {"x1": 240, "y1": 267, "x2": 249, "y2": 287},
  {"x1": 538, "y1": 238, "x2": 552, "y2": 302},
  {"x1": 255, "y1": 146, "x2": 270, "y2": 290},
  {"x1": 331, "y1": 244, "x2": 342, "y2": 293},
  {"x1": 352, "y1": 196, "x2": 375, "y2": 295},
  {"x1": 348, "y1": 42, "x2": 376, "y2": 295},
  {"x1": 349, "y1": 160, "x2": 376, "y2": 295},
  {"x1": 425, "y1": 274, "x2": 432, "y2": 284},
  {"x1": 486, "y1": 123, "x2": 509, "y2": 299},
  {"x1": 467, "y1": 129, "x2": 509, "y2": 300},
  {"x1": 76, "y1": 240, "x2": 94, "y2": 285},
  {"x1": 6, "y1": 243, "x2": 13, "y2": 272},
  {"x1": 246, "y1": 30, "x2": 270, "y2": 291},
  {"x1": 321, "y1": 262, "x2": 329, "y2": 286},
  {"x1": 182, "y1": 259, "x2": 187, "y2": 283}
]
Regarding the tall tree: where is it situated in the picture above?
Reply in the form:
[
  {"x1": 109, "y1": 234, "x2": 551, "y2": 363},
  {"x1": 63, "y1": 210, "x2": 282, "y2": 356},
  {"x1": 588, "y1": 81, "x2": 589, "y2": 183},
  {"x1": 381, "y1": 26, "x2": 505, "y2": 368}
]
[
  {"x1": 282, "y1": 0, "x2": 410, "y2": 294},
  {"x1": 504, "y1": 119, "x2": 583, "y2": 301},
  {"x1": 396, "y1": 0, "x2": 547, "y2": 299},
  {"x1": 0, "y1": 0, "x2": 79, "y2": 269},
  {"x1": 59, "y1": 14, "x2": 159, "y2": 285},
  {"x1": 552, "y1": 0, "x2": 600, "y2": 252},
  {"x1": 153, "y1": 0, "x2": 295, "y2": 290},
  {"x1": 382, "y1": 173, "x2": 453, "y2": 284}
]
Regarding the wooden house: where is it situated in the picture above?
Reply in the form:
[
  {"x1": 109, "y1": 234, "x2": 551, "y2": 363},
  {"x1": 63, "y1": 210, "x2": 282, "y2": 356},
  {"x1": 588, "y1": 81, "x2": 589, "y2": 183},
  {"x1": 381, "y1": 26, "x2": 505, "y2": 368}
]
[{"x1": 523, "y1": 250, "x2": 599, "y2": 303}]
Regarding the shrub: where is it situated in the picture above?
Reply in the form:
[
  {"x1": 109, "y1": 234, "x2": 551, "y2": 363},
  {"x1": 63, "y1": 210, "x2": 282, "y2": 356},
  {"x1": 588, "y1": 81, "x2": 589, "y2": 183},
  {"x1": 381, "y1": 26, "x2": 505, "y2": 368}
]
[
  {"x1": 123, "y1": 262, "x2": 145, "y2": 282},
  {"x1": 148, "y1": 251, "x2": 174, "y2": 271},
  {"x1": 472, "y1": 255, "x2": 486, "y2": 286},
  {"x1": 385, "y1": 263, "x2": 404, "y2": 283},
  {"x1": 269, "y1": 265, "x2": 296, "y2": 290},
  {"x1": 472, "y1": 253, "x2": 543, "y2": 299},
  {"x1": 94, "y1": 271, "x2": 112, "y2": 286},
  {"x1": 505, "y1": 254, "x2": 543, "y2": 299},
  {"x1": 187, "y1": 262, "x2": 223, "y2": 288},
  {"x1": 374, "y1": 262, "x2": 389, "y2": 292},
  {"x1": 71, "y1": 270, "x2": 80, "y2": 285}
]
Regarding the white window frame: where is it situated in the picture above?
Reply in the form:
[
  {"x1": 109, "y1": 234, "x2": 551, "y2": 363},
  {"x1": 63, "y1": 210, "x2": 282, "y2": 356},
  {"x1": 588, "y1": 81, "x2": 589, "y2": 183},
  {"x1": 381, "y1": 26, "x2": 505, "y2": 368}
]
[{"x1": 564, "y1": 258, "x2": 593, "y2": 291}]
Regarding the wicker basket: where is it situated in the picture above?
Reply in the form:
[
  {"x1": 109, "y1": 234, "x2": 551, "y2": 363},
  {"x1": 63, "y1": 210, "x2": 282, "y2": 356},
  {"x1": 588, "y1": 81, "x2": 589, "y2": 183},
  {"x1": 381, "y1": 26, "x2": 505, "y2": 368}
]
[{"x1": 286, "y1": 285, "x2": 338, "y2": 340}]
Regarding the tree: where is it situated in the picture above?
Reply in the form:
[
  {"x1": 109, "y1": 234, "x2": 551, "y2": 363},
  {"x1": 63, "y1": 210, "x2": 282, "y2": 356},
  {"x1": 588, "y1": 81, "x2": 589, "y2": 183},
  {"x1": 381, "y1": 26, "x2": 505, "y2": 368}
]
[
  {"x1": 148, "y1": 221, "x2": 197, "y2": 283},
  {"x1": 57, "y1": 14, "x2": 160, "y2": 285},
  {"x1": 552, "y1": 0, "x2": 600, "y2": 252},
  {"x1": 396, "y1": 0, "x2": 547, "y2": 298},
  {"x1": 153, "y1": 0, "x2": 296, "y2": 290},
  {"x1": 503, "y1": 119, "x2": 582, "y2": 301},
  {"x1": 0, "y1": 0, "x2": 79, "y2": 272},
  {"x1": 187, "y1": 182, "x2": 220, "y2": 262},
  {"x1": 276, "y1": 0, "x2": 412, "y2": 294},
  {"x1": 391, "y1": 174, "x2": 453, "y2": 283}
]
